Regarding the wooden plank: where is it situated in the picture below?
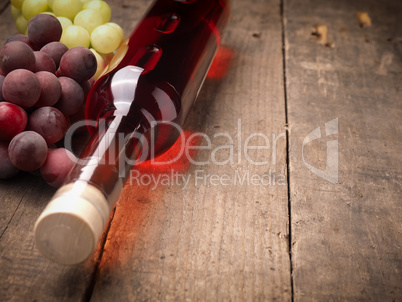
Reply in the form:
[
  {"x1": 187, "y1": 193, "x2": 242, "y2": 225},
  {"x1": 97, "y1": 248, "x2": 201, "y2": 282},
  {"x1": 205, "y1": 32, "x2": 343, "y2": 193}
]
[
  {"x1": 0, "y1": 0, "x2": 8, "y2": 14},
  {"x1": 90, "y1": 0, "x2": 292, "y2": 301},
  {"x1": 0, "y1": 2, "x2": 15, "y2": 40},
  {"x1": 0, "y1": 2, "x2": 132, "y2": 301},
  {"x1": 284, "y1": 0, "x2": 402, "y2": 300},
  {"x1": 0, "y1": 6, "x2": 96, "y2": 302},
  {"x1": 0, "y1": 174, "x2": 99, "y2": 301}
]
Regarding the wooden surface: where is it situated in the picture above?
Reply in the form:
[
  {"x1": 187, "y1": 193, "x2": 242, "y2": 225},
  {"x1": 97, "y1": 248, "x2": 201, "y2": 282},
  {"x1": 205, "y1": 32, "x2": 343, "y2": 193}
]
[
  {"x1": 284, "y1": 0, "x2": 402, "y2": 300},
  {"x1": 0, "y1": 0, "x2": 401, "y2": 301}
]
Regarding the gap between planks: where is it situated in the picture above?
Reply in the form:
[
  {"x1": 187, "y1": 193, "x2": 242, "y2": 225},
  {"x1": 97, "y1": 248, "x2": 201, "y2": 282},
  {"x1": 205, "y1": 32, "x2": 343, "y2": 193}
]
[{"x1": 280, "y1": 0, "x2": 295, "y2": 301}]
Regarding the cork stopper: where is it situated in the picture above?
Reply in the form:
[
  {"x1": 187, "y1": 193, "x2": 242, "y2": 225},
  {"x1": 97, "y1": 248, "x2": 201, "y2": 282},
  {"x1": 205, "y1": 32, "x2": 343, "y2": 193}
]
[{"x1": 34, "y1": 182, "x2": 110, "y2": 265}]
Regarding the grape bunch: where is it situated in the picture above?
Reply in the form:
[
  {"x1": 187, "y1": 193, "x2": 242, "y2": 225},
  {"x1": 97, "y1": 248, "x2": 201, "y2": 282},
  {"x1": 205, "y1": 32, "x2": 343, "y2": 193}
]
[
  {"x1": 0, "y1": 14, "x2": 97, "y2": 187},
  {"x1": 10, "y1": 0, "x2": 124, "y2": 77}
]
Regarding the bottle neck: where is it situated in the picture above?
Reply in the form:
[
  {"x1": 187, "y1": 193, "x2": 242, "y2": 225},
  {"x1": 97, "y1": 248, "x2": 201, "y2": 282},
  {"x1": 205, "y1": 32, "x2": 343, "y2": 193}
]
[
  {"x1": 66, "y1": 114, "x2": 145, "y2": 208},
  {"x1": 34, "y1": 112, "x2": 147, "y2": 265}
]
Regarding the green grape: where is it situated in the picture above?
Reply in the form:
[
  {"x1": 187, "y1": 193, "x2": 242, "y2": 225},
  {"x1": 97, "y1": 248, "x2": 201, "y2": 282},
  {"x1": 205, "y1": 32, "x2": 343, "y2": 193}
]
[
  {"x1": 16, "y1": 14, "x2": 28, "y2": 34},
  {"x1": 90, "y1": 24, "x2": 122, "y2": 54},
  {"x1": 74, "y1": 9, "x2": 103, "y2": 34},
  {"x1": 83, "y1": 0, "x2": 111, "y2": 23},
  {"x1": 41, "y1": 11, "x2": 56, "y2": 16},
  {"x1": 60, "y1": 25, "x2": 90, "y2": 48},
  {"x1": 10, "y1": 0, "x2": 24, "y2": 10},
  {"x1": 57, "y1": 16, "x2": 73, "y2": 31},
  {"x1": 80, "y1": 0, "x2": 99, "y2": 4},
  {"x1": 52, "y1": 0, "x2": 82, "y2": 21},
  {"x1": 105, "y1": 22, "x2": 124, "y2": 40},
  {"x1": 11, "y1": 5, "x2": 21, "y2": 20},
  {"x1": 47, "y1": 0, "x2": 55, "y2": 9},
  {"x1": 90, "y1": 48, "x2": 106, "y2": 79},
  {"x1": 22, "y1": 0, "x2": 49, "y2": 21}
]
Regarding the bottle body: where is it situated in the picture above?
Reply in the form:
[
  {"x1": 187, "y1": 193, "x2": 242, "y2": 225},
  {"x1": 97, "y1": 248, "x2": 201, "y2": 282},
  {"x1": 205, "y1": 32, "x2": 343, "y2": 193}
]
[
  {"x1": 87, "y1": 0, "x2": 231, "y2": 154},
  {"x1": 78, "y1": 0, "x2": 231, "y2": 205},
  {"x1": 89, "y1": 0, "x2": 230, "y2": 120},
  {"x1": 34, "y1": 0, "x2": 231, "y2": 265}
]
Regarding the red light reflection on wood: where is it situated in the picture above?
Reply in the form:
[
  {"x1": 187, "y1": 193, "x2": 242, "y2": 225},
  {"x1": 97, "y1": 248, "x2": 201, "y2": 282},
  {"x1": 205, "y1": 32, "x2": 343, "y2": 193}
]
[
  {"x1": 206, "y1": 45, "x2": 235, "y2": 80},
  {"x1": 135, "y1": 130, "x2": 199, "y2": 174},
  {"x1": 93, "y1": 129, "x2": 200, "y2": 268}
]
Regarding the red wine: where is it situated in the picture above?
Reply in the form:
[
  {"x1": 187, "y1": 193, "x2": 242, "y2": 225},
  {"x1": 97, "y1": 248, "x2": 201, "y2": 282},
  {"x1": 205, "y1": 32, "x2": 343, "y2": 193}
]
[{"x1": 34, "y1": 0, "x2": 231, "y2": 265}]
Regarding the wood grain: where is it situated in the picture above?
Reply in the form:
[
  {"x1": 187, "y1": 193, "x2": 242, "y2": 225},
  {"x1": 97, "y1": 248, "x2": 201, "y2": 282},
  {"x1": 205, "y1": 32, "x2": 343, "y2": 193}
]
[
  {"x1": 0, "y1": 2, "x2": 117, "y2": 302},
  {"x1": 0, "y1": 0, "x2": 291, "y2": 300},
  {"x1": 0, "y1": 0, "x2": 8, "y2": 14},
  {"x1": 90, "y1": 0, "x2": 291, "y2": 300},
  {"x1": 284, "y1": 0, "x2": 402, "y2": 300},
  {"x1": 1, "y1": 0, "x2": 401, "y2": 300},
  {"x1": 0, "y1": 174, "x2": 101, "y2": 301}
]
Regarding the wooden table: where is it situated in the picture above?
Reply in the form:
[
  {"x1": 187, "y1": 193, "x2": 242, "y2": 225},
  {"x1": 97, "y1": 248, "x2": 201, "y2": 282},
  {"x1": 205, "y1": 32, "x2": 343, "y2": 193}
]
[{"x1": 1, "y1": 0, "x2": 401, "y2": 300}]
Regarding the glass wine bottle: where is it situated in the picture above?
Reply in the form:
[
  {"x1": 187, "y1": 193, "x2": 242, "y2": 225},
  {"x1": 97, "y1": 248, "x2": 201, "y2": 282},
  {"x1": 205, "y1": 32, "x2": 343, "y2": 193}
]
[{"x1": 34, "y1": 0, "x2": 231, "y2": 265}]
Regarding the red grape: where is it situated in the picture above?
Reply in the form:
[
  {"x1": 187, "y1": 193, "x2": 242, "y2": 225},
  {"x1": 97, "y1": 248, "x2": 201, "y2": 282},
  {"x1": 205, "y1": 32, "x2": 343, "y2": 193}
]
[
  {"x1": 57, "y1": 47, "x2": 97, "y2": 83},
  {"x1": 68, "y1": 104, "x2": 86, "y2": 134},
  {"x1": 55, "y1": 76, "x2": 85, "y2": 115},
  {"x1": 0, "y1": 141, "x2": 19, "y2": 179},
  {"x1": 0, "y1": 20, "x2": 101, "y2": 185},
  {"x1": 27, "y1": 107, "x2": 68, "y2": 144},
  {"x1": 27, "y1": 14, "x2": 63, "y2": 50},
  {"x1": 33, "y1": 51, "x2": 56, "y2": 73},
  {"x1": 81, "y1": 79, "x2": 92, "y2": 98},
  {"x1": 40, "y1": 42, "x2": 68, "y2": 68},
  {"x1": 0, "y1": 102, "x2": 28, "y2": 141},
  {"x1": 4, "y1": 34, "x2": 32, "y2": 48},
  {"x1": 40, "y1": 147, "x2": 75, "y2": 187},
  {"x1": 64, "y1": 114, "x2": 71, "y2": 132},
  {"x1": 8, "y1": 131, "x2": 48, "y2": 171},
  {"x1": 2, "y1": 69, "x2": 41, "y2": 107},
  {"x1": 35, "y1": 71, "x2": 62, "y2": 107},
  {"x1": 0, "y1": 75, "x2": 5, "y2": 101},
  {"x1": 0, "y1": 41, "x2": 36, "y2": 74}
]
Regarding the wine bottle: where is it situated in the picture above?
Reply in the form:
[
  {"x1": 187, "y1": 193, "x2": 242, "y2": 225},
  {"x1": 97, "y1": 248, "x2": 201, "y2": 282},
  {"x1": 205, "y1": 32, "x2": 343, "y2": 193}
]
[{"x1": 34, "y1": 0, "x2": 231, "y2": 265}]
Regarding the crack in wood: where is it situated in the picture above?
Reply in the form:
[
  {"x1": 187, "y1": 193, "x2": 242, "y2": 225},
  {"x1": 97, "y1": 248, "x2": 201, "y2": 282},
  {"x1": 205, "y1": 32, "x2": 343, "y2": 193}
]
[
  {"x1": 280, "y1": 0, "x2": 295, "y2": 301},
  {"x1": 82, "y1": 207, "x2": 117, "y2": 302},
  {"x1": 0, "y1": 191, "x2": 27, "y2": 240}
]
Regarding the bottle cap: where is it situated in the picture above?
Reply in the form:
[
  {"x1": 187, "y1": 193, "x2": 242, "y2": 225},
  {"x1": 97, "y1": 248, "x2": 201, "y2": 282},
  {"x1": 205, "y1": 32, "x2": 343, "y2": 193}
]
[{"x1": 34, "y1": 182, "x2": 110, "y2": 265}]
